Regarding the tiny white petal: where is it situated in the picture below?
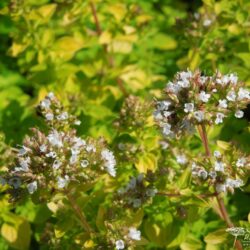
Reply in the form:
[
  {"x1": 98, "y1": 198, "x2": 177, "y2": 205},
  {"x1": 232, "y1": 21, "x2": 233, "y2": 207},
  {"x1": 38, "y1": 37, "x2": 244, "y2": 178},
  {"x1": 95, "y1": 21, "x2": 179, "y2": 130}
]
[
  {"x1": 27, "y1": 181, "x2": 37, "y2": 194},
  {"x1": 128, "y1": 227, "x2": 141, "y2": 241},
  {"x1": 235, "y1": 110, "x2": 244, "y2": 118}
]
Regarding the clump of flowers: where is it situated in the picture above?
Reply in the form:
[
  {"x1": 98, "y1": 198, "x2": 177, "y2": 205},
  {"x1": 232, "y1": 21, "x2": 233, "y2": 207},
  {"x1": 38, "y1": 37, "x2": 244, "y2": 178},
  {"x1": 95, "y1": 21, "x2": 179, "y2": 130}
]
[
  {"x1": 117, "y1": 173, "x2": 157, "y2": 208},
  {"x1": 154, "y1": 70, "x2": 250, "y2": 138},
  {"x1": 2, "y1": 93, "x2": 116, "y2": 199},
  {"x1": 114, "y1": 95, "x2": 152, "y2": 133},
  {"x1": 191, "y1": 149, "x2": 249, "y2": 193},
  {"x1": 100, "y1": 223, "x2": 142, "y2": 249}
]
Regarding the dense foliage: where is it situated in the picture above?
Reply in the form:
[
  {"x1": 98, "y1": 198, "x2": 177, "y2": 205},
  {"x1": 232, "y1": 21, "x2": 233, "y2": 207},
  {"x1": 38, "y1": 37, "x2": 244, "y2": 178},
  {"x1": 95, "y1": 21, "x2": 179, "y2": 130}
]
[{"x1": 0, "y1": 0, "x2": 250, "y2": 249}]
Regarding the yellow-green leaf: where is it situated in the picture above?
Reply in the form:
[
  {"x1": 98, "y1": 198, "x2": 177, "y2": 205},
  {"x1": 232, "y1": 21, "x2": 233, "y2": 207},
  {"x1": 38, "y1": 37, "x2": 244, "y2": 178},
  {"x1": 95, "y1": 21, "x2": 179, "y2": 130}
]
[
  {"x1": 151, "y1": 33, "x2": 177, "y2": 50},
  {"x1": 204, "y1": 228, "x2": 228, "y2": 244}
]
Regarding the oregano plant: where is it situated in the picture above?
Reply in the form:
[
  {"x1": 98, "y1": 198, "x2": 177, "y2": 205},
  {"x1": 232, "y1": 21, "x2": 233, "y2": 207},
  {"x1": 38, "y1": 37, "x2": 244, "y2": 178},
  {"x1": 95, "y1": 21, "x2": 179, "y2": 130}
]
[{"x1": 0, "y1": 69, "x2": 249, "y2": 249}]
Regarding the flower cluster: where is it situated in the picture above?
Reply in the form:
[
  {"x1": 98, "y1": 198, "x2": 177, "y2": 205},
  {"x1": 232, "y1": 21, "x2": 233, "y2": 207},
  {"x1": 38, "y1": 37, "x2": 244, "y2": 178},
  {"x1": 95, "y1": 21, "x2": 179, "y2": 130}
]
[
  {"x1": 191, "y1": 150, "x2": 249, "y2": 193},
  {"x1": 115, "y1": 227, "x2": 141, "y2": 249},
  {"x1": 154, "y1": 70, "x2": 250, "y2": 138},
  {"x1": 2, "y1": 93, "x2": 116, "y2": 199},
  {"x1": 114, "y1": 95, "x2": 152, "y2": 133},
  {"x1": 117, "y1": 173, "x2": 157, "y2": 208}
]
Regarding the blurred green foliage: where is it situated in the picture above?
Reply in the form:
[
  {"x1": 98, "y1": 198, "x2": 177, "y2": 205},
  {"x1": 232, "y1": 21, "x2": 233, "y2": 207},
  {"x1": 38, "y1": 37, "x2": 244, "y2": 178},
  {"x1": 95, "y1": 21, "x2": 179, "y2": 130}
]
[{"x1": 0, "y1": 0, "x2": 249, "y2": 249}]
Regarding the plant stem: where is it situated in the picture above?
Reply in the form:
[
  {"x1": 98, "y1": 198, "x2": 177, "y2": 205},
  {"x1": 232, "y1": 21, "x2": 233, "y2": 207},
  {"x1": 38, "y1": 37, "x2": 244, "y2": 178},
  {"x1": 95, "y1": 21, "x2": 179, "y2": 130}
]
[
  {"x1": 157, "y1": 192, "x2": 217, "y2": 198},
  {"x1": 65, "y1": 190, "x2": 93, "y2": 235},
  {"x1": 89, "y1": 1, "x2": 128, "y2": 96},
  {"x1": 198, "y1": 125, "x2": 242, "y2": 250}
]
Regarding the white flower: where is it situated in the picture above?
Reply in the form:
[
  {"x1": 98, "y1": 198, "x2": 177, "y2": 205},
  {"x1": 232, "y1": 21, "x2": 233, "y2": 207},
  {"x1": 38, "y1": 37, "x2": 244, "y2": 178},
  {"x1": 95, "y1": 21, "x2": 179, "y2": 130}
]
[
  {"x1": 53, "y1": 160, "x2": 62, "y2": 170},
  {"x1": 216, "y1": 78, "x2": 222, "y2": 85},
  {"x1": 45, "y1": 113, "x2": 54, "y2": 121},
  {"x1": 179, "y1": 70, "x2": 192, "y2": 80},
  {"x1": 191, "y1": 162, "x2": 197, "y2": 170},
  {"x1": 184, "y1": 103, "x2": 194, "y2": 113},
  {"x1": 226, "y1": 90, "x2": 236, "y2": 102},
  {"x1": 215, "y1": 113, "x2": 225, "y2": 124},
  {"x1": 47, "y1": 130, "x2": 63, "y2": 148},
  {"x1": 46, "y1": 151, "x2": 57, "y2": 158},
  {"x1": 115, "y1": 240, "x2": 125, "y2": 250},
  {"x1": 70, "y1": 154, "x2": 78, "y2": 165},
  {"x1": 163, "y1": 111, "x2": 172, "y2": 118},
  {"x1": 194, "y1": 110, "x2": 204, "y2": 122},
  {"x1": 221, "y1": 75, "x2": 230, "y2": 85},
  {"x1": 226, "y1": 227, "x2": 246, "y2": 237},
  {"x1": 73, "y1": 137, "x2": 86, "y2": 148},
  {"x1": 40, "y1": 144, "x2": 47, "y2": 153},
  {"x1": 226, "y1": 178, "x2": 243, "y2": 188},
  {"x1": 176, "y1": 155, "x2": 187, "y2": 165},
  {"x1": 57, "y1": 175, "x2": 69, "y2": 188},
  {"x1": 216, "y1": 183, "x2": 226, "y2": 193},
  {"x1": 74, "y1": 120, "x2": 81, "y2": 125},
  {"x1": 101, "y1": 149, "x2": 116, "y2": 177},
  {"x1": 198, "y1": 169, "x2": 208, "y2": 180},
  {"x1": 47, "y1": 92, "x2": 55, "y2": 99},
  {"x1": 218, "y1": 99, "x2": 227, "y2": 109},
  {"x1": 209, "y1": 171, "x2": 217, "y2": 179},
  {"x1": 153, "y1": 111, "x2": 163, "y2": 120},
  {"x1": 71, "y1": 148, "x2": 80, "y2": 156},
  {"x1": 57, "y1": 112, "x2": 68, "y2": 121},
  {"x1": 214, "y1": 161, "x2": 225, "y2": 172},
  {"x1": 214, "y1": 150, "x2": 221, "y2": 158},
  {"x1": 177, "y1": 80, "x2": 189, "y2": 88},
  {"x1": 203, "y1": 19, "x2": 212, "y2": 27},
  {"x1": 238, "y1": 88, "x2": 250, "y2": 100},
  {"x1": 166, "y1": 82, "x2": 181, "y2": 94},
  {"x1": 18, "y1": 146, "x2": 30, "y2": 156},
  {"x1": 162, "y1": 123, "x2": 172, "y2": 135},
  {"x1": 236, "y1": 157, "x2": 246, "y2": 167},
  {"x1": 27, "y1": 181, "x2": 37, "y2": 194},
  {"x1": 235, "y1": 110, "x2": 244, "y2": 118},
  {"x1": 128, "y1": 227, "x2": 141, "y2": 241},
  {"x1": 159, "y1": 141, "x2": 169, "y2": 149},
  {"x1": 194, "y1": 12, "x2": 200, "y2": 20},
  {"x1": 19, "y1": 157, "x2": 31, "y2": 171},
  {"x1": 86, "y1": 144, "x2": 96, "y2": 152},
  {"x1": 157, "y1": 101, "x2": 171, "y2": 111},
  {"x1": 199, "y1": 91, "x2": 211, "y2": 103},
  {"x1": 229, "y1": 74, "x2": 238, "y2": 85},
  {"x1": 40, "y1": 99, "x2": 51, "y2": 109},
  {"x1": 81, "y1": 160, "x2": 89, "y2": 168},
  {"x1": 200, "y1": 76, "x2": 207, "y2": 84}
]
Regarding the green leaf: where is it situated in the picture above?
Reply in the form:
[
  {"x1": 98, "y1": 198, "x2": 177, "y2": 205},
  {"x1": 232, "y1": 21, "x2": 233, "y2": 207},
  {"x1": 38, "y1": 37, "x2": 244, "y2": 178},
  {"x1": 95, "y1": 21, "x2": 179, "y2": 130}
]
[
  {"x1": 144, "y1": 215, "x2": 172, "y2": 247},
  {"x1": 151, "y1": 33, "x2": 177, "y2": 50},
  {"x1": 204, "y1": 228, "x2": 229, "y2": 244},
  {"x1": 1, "y1": 213, "x2": 30, "y2": 250},
  {"x1": 53, "y1": 36, "x2": 84, "y2": 61},
  {"x1": 55, "y1": 216, "x2": 74, "y2": 238},
  {"x1": 178, "y1": 168, "x2": 191, "y2": 189},
  {"x1": 135, "y1": 153, "x2": 157, "y2": 173}
]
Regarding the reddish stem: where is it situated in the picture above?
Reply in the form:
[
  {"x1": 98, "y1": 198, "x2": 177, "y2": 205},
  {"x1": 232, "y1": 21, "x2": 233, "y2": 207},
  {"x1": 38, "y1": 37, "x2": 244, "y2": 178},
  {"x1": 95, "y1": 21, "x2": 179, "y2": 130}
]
[
  {"x1": 198, "y1": 125, "x2": 242, "y2": 250},
  {"x1": 65, "y1": 190, "x2": 93, "y2": 235},
  {"x1": 89, "y1": 1, "x2": 128, "y2": 96},
  {"x1": 157, "y1": 192, "x2": 217, "y2": 198}
]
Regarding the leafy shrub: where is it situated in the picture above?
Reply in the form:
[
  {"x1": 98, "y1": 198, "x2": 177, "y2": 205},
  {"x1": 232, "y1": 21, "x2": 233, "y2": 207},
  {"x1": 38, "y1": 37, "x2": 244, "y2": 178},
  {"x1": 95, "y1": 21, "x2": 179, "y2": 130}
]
[{"x1": 0, "y1": 0, "x2": 250, "y2": 249}]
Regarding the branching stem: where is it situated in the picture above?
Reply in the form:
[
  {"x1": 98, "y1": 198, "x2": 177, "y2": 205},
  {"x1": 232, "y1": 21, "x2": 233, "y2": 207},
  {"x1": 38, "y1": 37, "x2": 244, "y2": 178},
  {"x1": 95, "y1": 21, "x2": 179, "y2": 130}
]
[
  {"x1": 65, "y1": 190, "x2": 93, "y2": 236},
  {"x1": 198, "y1": 125, "x2": 242, "y2": 250}
]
